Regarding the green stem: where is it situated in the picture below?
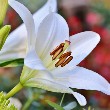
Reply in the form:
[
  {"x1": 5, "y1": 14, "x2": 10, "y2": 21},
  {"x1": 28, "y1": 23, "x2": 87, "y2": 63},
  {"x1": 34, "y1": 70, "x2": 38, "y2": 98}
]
[
  {"x1": 5, "y1": 82, "x2": 23, "y2": 99},
  {"x1": 60, "y1": 93, "x2": 65, "y2": 106},
  {"x1": 22, "y1": 98, "x2": 33, "y2": 110}
]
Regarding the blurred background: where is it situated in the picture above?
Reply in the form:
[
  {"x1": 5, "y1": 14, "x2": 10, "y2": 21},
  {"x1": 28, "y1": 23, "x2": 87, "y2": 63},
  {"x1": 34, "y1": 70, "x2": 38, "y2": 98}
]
[{"x1": 0, "y1": 0, "x2": 110, "y2": 109}]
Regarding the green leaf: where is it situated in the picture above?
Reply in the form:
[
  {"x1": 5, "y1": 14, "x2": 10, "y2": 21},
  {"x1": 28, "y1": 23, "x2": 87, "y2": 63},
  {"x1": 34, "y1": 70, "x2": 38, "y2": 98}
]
[
  {"x1": 0, "y1": 25, "x2": 11, "y2": 50},
  {"x1": 0, "y1": 0, "x2": 8, "y2": 27},
  {"x1": 46, "y1": 100, "x2": 64, "y2": 110},
  {"x1": 0, "y1": 58, "x2": 24, "y2": 67}
]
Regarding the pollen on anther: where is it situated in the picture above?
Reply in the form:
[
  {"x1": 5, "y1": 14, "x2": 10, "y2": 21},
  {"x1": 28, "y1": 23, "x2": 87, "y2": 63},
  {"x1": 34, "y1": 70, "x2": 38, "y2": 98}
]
[
  {"x1": 60, "y1": 51, "x2": 71, "y2": 59},
  {"x1": 52, "y1": 48, "x2": 63, "y2": 60},
  {"x1": 50, "y1": 43, "x2": 64, "y2": 55},
  {"x1": 55, "y1": 56, "x2": 67, "y2": 67},
  {"x1": 61, "y1": 56, "x2": 73, "y2": 67}
]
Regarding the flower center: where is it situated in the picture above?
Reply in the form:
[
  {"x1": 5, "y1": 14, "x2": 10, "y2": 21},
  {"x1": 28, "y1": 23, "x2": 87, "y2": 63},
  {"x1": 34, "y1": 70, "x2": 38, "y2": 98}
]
[{"x1": 50, "y1": 40, "x2": 73, "y2": 67}]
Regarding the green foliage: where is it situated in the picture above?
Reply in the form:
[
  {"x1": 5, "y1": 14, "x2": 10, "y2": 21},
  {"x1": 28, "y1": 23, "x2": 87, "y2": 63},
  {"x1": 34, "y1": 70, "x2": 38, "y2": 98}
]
[
  {"x1": 0, "y1": 58, "x2": 24, "y2": 67},
  {"x1": 0, "y1": 0, "x2": 8, "y2": 27},
  {"x1": 92, "y1": 3, "x2": 110, "y2": 29},
  {"x1": 0, "y1": 25, "x2": 11, "y2": 50},
  {"x1": 46, "y1": 100, "x2": 64, "y2": 110},
  {"x1": 83, "y1": 106, "x2": 94, "y2": 110},
  {"x1": 18, "y1": 0, "x2": 46, "y2": 13},
  {"x1": 0, "y1": 0, "x2": 11, "y2": 51},
  {"x1": 0, "y1": 92, "x2": 17, "y2": 110}
]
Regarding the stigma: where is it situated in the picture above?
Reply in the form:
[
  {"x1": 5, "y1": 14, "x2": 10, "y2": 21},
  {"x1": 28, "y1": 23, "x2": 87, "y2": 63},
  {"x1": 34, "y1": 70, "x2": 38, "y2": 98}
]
[{"x1": 50, "y1": 40, "x2": 73, "y2": 67}]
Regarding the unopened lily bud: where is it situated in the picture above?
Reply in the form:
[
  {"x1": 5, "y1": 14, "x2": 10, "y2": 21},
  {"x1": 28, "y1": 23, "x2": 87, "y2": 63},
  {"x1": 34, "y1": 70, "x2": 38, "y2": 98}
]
[
  {"x1": 0, "y1": 25, "x2": 11, "y2": 50},
  {"x1": 0, "y1": 0, "x2": 8, "y2": 27}
]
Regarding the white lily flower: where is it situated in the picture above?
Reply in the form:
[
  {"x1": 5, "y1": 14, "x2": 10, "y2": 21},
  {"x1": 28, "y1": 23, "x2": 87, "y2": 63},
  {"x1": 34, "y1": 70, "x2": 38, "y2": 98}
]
[
  {"x1": 0, "y1": 0, "x2": 57, "y2": 66},
  {"x1": 8, "y1": 0, "x2": 110, "y2": 106}
]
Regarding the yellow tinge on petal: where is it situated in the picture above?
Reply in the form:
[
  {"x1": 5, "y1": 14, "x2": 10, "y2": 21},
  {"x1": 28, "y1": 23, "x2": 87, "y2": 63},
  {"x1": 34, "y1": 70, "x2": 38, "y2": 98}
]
[
  {"x1": 0, "y1": 25, "x2": 11, "y2": 50},
  {"x1": 0, "y1": 0, "x2": 8, "y2": 27}
]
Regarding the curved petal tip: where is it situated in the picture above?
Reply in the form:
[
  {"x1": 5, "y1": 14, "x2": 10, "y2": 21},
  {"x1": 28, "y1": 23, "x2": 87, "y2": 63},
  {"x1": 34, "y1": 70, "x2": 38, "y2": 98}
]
[
  {"x1": 72, "y1": 92, "x2": 87, "y2": 106},
  {"x1": 88, "y1": 31, "x2": 100, "y2": 43}
]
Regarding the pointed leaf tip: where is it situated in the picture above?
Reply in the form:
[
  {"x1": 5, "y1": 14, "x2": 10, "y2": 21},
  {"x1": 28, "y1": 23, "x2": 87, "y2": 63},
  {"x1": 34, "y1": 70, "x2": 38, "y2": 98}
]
[
  {"x1": 46, "y1": 100, "x2": 64, "y2": 110},
  {"x1": 0, "y1": 25, "x2": 11, "y2": 50},
  {"x1": 0, "y1": 0, "x2": 8, "y2": 27}
]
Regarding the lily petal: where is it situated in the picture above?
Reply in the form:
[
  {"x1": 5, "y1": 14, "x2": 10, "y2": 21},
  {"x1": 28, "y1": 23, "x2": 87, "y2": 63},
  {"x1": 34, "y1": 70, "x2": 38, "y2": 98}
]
[
  {"x1": 71, "y1": 92, "x2": 86, "y2": 106},
  {"x1": 24, "y1": 77, "x2": 86, "y2": 106},
  {"x1": 52, "y1": 66, "x2": 110, "y2": 95},
  {"x1": 67, "y1": 31, "x2": 100, "y2": 67},
  {"x1": 0, "y1": 29, "x2": 26, "y2": 63},
  {"x1": 34, "y1": 0, "x2": 57, "y2": 32},
  {"x1": 9, "y1": 0, "x2": 46, "y2": 70},
  {"x1": 9, "y1": 0, "x2": 57, "y2": 48},
  {"x1": 8, "y1": 0, "x2": 36, "y2": 48},
  {"x1": 25, "y1": 78, "x2": 70, "y2": 93},
  {"x1": 36, "y1": 13, "x2": 69, "y2": 67},
  {"x1": 1, "y1": 0, "x2": 57, "y2": 66},
  {"x1": 24, "y1": 49, "x2": 46, "y2": 70}
]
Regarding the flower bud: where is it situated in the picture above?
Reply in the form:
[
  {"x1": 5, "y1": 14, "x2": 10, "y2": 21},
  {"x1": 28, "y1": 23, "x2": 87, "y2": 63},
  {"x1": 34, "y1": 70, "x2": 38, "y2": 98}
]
[{"x1": 0, "y1": 25, "x2": 11, "y2": 50}]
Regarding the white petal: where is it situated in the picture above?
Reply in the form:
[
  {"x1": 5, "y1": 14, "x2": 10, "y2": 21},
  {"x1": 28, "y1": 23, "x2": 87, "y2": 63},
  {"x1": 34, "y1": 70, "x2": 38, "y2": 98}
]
[
  {"x1": 25, "y1": 78, "x2": 71, "y2": 93},
  {"x1": 8, "y1": 0, "x2": 46, "y2": 70},
  {"x1": 21, "y1": 67, "x2": 87, "y2": 106},
  {"x1": 8, "y1": 0, "x2": 36, "y2": 48},
  {"x1": 0, "y1": 28, "x2": 26, "y2": 63},
  {"x1": 9, "y1": 0, "x2": 57, "y2": 48},
  {"x1": 67, "y1": 31, "x2": 100, "y2": 67},
  {"x1": 24, "y1": 49, "x2": 46, "y2": 70},
  {"x1": 24, "y1": 77, "x2": 86, "y2": 106},
  {"x1": 1, "y1": 0, "x2": 57, "y2": 66},
  {"x1": 52, "y1": 66, "x2": 110, "y2": 95},
  {"x1": 36, "y1": 13, "x2": 69, "y2": 66},
  {"x1": 34, "y1": 0, "x2": 57, "y2": 32},
  {"x1": 71, "y1": 92, "x2": 86, "y2": 106}
]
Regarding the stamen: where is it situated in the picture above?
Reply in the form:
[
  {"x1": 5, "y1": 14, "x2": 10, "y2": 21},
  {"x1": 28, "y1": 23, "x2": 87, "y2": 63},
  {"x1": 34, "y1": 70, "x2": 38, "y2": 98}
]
[
  {"x1": 50, "y1": 43, "x2": 64, "y2": 55},
  {"x1": 55, "y1": 56, "x2": 67, "y2": 67},
  {"x1": 49, "y1": 40, "x2": 73, "y2": 69},
  {"x1": 61, "y1": 56, "x2": 73, "y2": 67},
  {"x1": 59, "y1": 51, "x2": 71, "y2": 59},
  {"x1": 52, "y1": 48, "x2": 63, "y2": 60}
]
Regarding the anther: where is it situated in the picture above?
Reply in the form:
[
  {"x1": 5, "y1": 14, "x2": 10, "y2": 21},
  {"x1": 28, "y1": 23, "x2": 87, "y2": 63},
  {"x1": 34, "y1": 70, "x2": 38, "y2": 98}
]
[
  {"x1": 61, "y1": 56, "x2": 73, "y2": 67},
  {"x1": 52, "y1": 48, "x2": 63, "y2": 60},
  {"x1": 55, "y1": 56, "x2": 67, "y2": 67},
  {"x1": 50, "y1": 43, "x2": 64, "y2": 55},
  {"x1": 59, "y1": 51, "x2": 71, "y2": 59}
]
